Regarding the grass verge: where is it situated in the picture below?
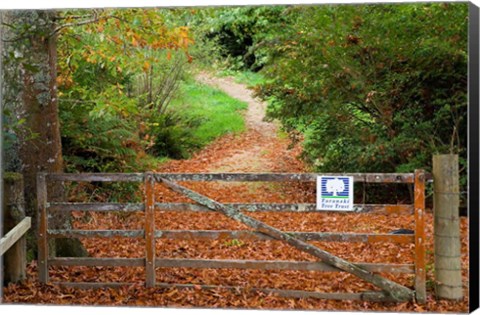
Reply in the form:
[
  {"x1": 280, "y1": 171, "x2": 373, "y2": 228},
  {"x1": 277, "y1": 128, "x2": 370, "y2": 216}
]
[
  {"x1": 218, "y1": 69, "x2": 267, "y2": 87},
  {"x1": 170, "y1": 79, "x2": 248, "y2": 147}
]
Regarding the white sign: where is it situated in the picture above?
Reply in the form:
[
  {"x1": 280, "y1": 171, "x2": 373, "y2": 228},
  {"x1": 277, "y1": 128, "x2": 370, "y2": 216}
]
[{"x1": 316, "y1": 176, "x2": 354, "y2": 211}]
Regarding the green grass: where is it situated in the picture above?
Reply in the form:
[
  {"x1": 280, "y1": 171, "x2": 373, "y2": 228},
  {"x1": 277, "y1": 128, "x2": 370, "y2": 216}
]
[
  {"x1": 170, "y1": 80, "x2": 248, "y2": 146},
  {"x1": 140, "y1": 155, "x2": 170, "y2": 169},
  {"x1": 277, "y1": 129, "x2": 289, "y2": 139},
  {"x1": 218, "y1": 69, "x2": 267, "y2": 87}
]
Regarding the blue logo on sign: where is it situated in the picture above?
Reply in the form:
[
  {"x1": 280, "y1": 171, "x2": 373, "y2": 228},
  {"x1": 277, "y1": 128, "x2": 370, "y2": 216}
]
[{"x1": 321, "y1": 177, "x2": 350, "y2": 198}]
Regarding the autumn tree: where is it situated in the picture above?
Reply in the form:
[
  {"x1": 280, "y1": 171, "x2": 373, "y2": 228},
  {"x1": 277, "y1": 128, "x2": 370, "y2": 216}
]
[
  {"x1": 2, "y1": 8, "x2": 193, "y2": 258},
  {"x1": 56, "y1": 9, "x2": 193, "y2": 173}
]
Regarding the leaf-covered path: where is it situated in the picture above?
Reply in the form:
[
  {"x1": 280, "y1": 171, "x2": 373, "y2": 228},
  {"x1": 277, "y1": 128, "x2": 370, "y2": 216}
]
[
  {"x1": 3, "y1": 74, "x2": 469, "y2": 313},
  {"x1": 160, "y1": 71, "x2": 305, "y2": 174}
]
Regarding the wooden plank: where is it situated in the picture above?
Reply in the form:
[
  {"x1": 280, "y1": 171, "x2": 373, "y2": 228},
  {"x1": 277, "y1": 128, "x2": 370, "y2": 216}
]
[
  {"x1": 144, "y1": 172, "x2": 156, "y2": 288},
  {"x1": 156, "y1": 203, "x2": 413, "y2": 214},
  {"x1": 0, "y1": 217, "x2": 31, "y2": 256},
  {"x1": 159, "y1": 178, "x2": 414, "y2": 302},
  {"x1": 45, "y1": 172, "x2": 415, "y2": 184},
  {"x1": 155, "y1": 258, "x2": 415, "y2": 273},
  {"x1": 47, "y1": 173, "x2": 144, "y2": 182},
  {"x1": 414, "y1": 169, "x2": 427, "y2": 303},
  {"x1": 37, "y1": 172, "x2": 49, "y2": 283},
  {"x1": 47, "y1": 229, "x2": 144, "y2": 238},
  {"x1": 49, "y1": 257, "x2": 144, "y2": 267},
  {"x1": 156, "y1": 230, "x2": 414, "y2": 244},
  {"x1": 155, "y1": 173, "x2": 414, "y2": 183},
  {"x1": 155, "y1": 282, "x2": 396, "y2": 302},
  {"x1": 48, "y1": 202, "x2": 144, "y2": 212},
  {"x1": 54, "y1": 282, "x2": 133, "y2": 289},
  {"x1": 54, "y1": 281, "x2": 393, "y2": 301}
]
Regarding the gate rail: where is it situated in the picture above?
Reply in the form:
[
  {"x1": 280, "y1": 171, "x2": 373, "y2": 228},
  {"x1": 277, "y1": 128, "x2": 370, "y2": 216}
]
[
  {"x1": 0, "y1": 217, "x2": 31, "y2": 256},
  {"x1": 37, "y1": 171, "x2": 426, "y2": 303}
]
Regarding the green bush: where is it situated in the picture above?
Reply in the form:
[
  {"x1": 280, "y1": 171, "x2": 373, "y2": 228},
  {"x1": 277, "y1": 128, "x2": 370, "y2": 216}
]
[
  {"x1": 256, "y1": 3, "x2": 467, "y2": 181},
  {"x1": 146, "y1": 111, "x2": 202, "y2": 159},
  {"x1": 60, "y1": 100, "x2": 142, "y2": 173}
]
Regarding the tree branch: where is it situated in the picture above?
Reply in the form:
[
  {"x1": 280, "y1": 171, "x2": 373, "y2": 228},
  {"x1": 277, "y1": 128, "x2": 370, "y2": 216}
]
[
  {"x1": 51, "y1": 17, "x2": 101, "y2": 37},
  {"x1": 53, "y1": 14, "x2": 96, "y2": 21},
  {"x1": 50, "y1": 12, "x2": 128, "y2": 37}
]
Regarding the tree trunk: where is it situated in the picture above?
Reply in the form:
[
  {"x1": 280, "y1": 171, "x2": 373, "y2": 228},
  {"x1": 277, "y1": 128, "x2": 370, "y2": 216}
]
[
  {"x1": 2, "y1": 10, "x2": 87, "y2": 258},
  {"x1": 432, "y1": 154, "x2": 463, "y2": 300}
]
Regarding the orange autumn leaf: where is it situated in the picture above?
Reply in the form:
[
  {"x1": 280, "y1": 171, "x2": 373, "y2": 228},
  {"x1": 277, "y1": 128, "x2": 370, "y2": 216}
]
[
  {"x1": 142, "y1": 61, "x2": 150, "y2": 72},
  {"x1": 132, "y1": 36, "x2": 139, "y2": 47}
]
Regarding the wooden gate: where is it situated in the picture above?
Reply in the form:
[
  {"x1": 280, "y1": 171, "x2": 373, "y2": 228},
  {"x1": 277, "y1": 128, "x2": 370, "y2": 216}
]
[{"x1": 38, "y1": 170, "x2": 426, "y2": 303}]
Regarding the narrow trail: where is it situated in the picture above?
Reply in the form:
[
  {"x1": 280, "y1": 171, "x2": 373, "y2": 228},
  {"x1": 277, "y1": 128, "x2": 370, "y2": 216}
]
[
  {"x1": 195, "y1": 72, "x2": 279, "y2": 173},
  {"x1": 157, "y1": 72, "x2": 305, "y2": 175},
  {"x1": 195, "y1": 72, "x2": 275, "y2": 136}
]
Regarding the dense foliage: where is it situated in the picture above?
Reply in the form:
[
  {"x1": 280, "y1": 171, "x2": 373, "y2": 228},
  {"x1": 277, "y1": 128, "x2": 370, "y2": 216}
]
[
  {"x1": 251, "y1": 4, "x2": 468, "y2": 182},
  {"x1": 186, "y1": 6, "x2": 288, "y2": 71},
  {"x1": 55, "y1": 9, "x2": 187, "y2": 172}
]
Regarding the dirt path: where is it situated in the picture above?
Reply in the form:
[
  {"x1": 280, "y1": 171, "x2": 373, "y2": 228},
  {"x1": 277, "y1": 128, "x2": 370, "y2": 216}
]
[
  {"x1": 158, "y1": 72, "x2": 305, "y2": 175},
  {"x1": 195, "y1": 72, "x2": 276, "y2": 135},
  {"x1": 195, "y1": 72, "x2": 282, "y2": 173}
]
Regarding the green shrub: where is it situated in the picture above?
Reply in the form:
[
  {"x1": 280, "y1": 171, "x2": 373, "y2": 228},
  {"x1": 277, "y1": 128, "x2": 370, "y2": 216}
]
[
  {"x1": 256, "y1": 3, "x2": 467, "y2": 182},
  {"x1": 60, "y1": 100, "x2": 142, "y2": 173},
  {"x1": 146, "y1": 111, "x2": 202, "y2": 159}
]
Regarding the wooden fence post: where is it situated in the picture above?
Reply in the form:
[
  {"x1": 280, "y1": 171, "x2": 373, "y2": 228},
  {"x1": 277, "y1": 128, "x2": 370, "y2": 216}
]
[
  {"x1": 2, "y1": 172, "x2": 26, "y2": 283},
  {"x1": 414, "y1": 169, "x2": 426, "y2": 303},
  {"x1": 432, "y1": 154, "x2": 463, "y2": 300},
  {"x1": 145, "y1": 172, "x2": 156, "y2": 288},
  {"x1": 37, "y1": 172, "x2": 49, "y2": 283}
]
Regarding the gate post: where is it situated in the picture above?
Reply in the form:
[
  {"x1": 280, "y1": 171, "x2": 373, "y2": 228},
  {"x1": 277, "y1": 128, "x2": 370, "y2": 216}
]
[
  {"x1": 414, "y1": 169, "x2": 426, "y2": 303},
  {"x1": 432, "y1": 154, "x2": 463, "y2": 300},
  {"x1": 37, "y1": 172, "x2": 49, "y2": 283},
  {"x1": 144, "y1": 172, "x2": 156, "y2": 288}
]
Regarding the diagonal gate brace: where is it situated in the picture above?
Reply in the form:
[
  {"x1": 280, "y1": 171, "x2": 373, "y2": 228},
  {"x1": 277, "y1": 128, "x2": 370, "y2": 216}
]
[{"x1": 160, "y1": 178, "x2": 414, "y2": 302}]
